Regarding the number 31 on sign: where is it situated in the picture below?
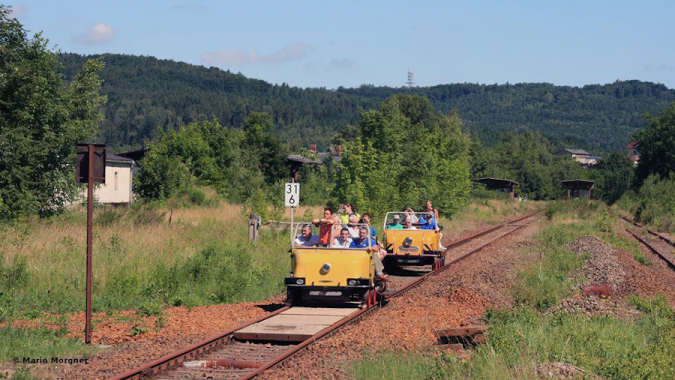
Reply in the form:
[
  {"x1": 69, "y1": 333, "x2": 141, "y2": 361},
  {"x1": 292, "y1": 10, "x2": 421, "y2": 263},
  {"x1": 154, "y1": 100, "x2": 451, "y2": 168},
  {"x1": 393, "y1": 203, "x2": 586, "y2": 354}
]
[{"x1": 285, "y1": 183, "x2": 300, "y2": 207}]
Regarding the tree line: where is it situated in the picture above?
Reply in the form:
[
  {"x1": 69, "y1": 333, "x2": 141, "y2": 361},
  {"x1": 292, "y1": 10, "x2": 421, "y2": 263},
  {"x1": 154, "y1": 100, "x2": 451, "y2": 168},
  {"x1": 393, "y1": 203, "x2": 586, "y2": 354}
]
[{"x1": 58, "y1": 54, "x2": 675, "y2": 153}]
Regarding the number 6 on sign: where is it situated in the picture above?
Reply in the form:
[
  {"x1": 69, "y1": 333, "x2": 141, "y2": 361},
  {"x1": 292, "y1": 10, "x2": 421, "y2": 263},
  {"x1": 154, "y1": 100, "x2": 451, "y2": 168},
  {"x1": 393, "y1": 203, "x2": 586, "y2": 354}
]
[{"x1": 285, "y1": 183, "x2": 300, "y2": 207}]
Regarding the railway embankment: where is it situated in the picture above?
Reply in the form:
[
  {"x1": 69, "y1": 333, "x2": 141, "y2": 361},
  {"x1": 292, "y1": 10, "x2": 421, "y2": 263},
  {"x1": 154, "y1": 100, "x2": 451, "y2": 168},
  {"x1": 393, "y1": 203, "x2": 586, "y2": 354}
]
[{"x1": 349, "y1": 201, "x2": 675, "y2": 380}]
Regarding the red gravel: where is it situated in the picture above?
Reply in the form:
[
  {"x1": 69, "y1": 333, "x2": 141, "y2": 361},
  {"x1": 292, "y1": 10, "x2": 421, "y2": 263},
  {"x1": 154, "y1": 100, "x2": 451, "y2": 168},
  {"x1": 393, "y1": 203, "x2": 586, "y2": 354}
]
[{"x1": 46, "y1": 298, "x2": 285, "y2": 380}]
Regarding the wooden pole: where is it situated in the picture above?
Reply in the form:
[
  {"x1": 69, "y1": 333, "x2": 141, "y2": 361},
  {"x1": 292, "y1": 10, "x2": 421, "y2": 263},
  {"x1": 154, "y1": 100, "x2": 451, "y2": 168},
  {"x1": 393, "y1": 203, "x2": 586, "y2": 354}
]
[
  {"x1": 249, "y1": 214, "x2": 259, "y2": 243},
  {"x1": 85, "y1": 144, "x2": 94, "y2": 344}
]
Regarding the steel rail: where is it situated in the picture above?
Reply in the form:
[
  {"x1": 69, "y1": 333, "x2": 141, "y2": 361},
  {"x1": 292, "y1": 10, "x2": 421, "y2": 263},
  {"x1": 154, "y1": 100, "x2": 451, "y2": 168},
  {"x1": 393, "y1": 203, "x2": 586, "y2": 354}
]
[
  {"x1": 109, "y1": 211, "x2": 542, "y2": 380},
  {"x1": 646, "y1": 229, "x2": 675, "y2": 248},
  {"x1": 109, "y1": 306, "x2": 290, "y2": 380},
  {"x1": 626, "y1": 229, "x2": 675, "y2": 272},
  {"x1": 444, "y1": 211, "x2": 540, "y2": 249},
  {"x1": 620, "y1": 216, "x2": 675, "y2": 248}
]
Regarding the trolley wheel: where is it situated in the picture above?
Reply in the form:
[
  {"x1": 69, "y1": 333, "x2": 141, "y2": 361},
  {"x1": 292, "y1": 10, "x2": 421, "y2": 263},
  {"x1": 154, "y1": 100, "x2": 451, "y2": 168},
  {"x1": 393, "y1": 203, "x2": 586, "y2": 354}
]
[
  {"x1": 362, "y1": 289, "x2": 381, "y2": 308},
  {"x1": 375, "y1": 278, "x2": 388, "y2": 293}
]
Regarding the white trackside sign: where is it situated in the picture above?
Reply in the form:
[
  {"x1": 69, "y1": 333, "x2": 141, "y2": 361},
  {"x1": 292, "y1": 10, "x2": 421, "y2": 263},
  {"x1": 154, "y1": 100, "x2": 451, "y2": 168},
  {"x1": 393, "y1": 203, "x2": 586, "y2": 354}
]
[{"x1": 285, "y1": 183, "x2": 300, "y2": 207}]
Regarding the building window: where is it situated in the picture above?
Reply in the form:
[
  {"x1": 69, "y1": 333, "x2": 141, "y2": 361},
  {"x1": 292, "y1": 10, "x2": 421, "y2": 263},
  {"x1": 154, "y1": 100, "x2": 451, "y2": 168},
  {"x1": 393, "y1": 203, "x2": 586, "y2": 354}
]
[{"x1": 114, "y1": 171, "x2": 118, "y2": 191}]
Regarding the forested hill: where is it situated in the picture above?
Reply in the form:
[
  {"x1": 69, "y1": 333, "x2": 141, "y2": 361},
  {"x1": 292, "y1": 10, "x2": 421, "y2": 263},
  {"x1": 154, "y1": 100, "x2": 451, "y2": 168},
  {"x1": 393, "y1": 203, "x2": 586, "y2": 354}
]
[{"x1": 59, "y1": 53, "x2": 675, "y2": 152}]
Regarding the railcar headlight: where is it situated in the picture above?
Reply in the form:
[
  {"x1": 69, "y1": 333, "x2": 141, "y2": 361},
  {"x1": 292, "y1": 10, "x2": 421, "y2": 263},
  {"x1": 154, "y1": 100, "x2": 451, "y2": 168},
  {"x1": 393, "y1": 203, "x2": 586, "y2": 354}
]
[
  {"x1": 348, "y1": 279, "x2": 357, "y2": 286},
  {"x1": 296, "y1": 278, "x2": 304, "y2": 285},
  {"x1": 403, "y1": 237, "x2": 413, "y2": 248},
  {"x1": 320, "y1": 263, "x2": 331, "y2": 275}
]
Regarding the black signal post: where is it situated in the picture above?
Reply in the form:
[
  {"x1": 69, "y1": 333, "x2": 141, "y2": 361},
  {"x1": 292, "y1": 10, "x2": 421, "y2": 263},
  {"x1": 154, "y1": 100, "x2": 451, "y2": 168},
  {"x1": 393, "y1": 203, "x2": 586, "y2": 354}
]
[{"x1": 76, "y1": 144, "x2": 106, "y2": 344}]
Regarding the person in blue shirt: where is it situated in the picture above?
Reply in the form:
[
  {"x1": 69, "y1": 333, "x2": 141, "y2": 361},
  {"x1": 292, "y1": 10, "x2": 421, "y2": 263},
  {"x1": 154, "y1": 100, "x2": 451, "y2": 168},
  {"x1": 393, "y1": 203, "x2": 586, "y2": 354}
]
[
  {"x1": 360, "y1": 212, "x2": 379, "y2": 243},
  {"x1": 350, "y1": 227, "x2": 378, "y2": 248},
  {"x1": 350, "y1": 227, "x2": 387, "y2": 277},
  {"x1": 418, "y1": 213, "x2": 437, "y2": 230}
]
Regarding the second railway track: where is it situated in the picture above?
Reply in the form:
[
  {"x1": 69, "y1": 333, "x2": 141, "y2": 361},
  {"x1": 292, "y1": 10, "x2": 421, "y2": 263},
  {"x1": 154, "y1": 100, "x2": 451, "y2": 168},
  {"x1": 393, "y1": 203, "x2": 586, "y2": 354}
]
[
  {"x1": 110, "y1": 211, "x2": 543, "y2": 380},
  {"x1": 620, "y1": 216, "x2": 675, "y2": 272}
]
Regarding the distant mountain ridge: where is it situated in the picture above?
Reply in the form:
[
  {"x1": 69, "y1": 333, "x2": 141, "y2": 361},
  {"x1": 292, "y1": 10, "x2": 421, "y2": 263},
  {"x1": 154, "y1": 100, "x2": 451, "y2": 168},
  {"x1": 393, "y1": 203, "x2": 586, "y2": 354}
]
[{"x1": 59, "y1": 53, "x2": 675, "y2": 152}]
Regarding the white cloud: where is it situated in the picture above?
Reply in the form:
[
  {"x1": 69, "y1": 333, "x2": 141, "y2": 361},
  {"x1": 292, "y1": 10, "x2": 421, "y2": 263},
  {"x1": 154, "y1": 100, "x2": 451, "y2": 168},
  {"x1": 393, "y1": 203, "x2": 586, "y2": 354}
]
[
  {"x1": 73, "y1": 23, "x2": 115, "y2": 45},
  {"x1": 202, "y1": 43, "x2": 314, "y2": 66},
  {"x1": 8, "y1": 5, "x2": 27, "y2": 19},
  {"x1": 327, "y1": 58, "x2": 355, "y2": 71}
]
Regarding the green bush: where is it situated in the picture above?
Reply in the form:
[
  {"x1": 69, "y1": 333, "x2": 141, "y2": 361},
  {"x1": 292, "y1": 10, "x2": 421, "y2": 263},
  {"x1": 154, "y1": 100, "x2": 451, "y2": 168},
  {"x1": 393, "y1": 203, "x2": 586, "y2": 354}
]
[{"x1": 635, "y1": 174, "x2": 675, "y2": 232}]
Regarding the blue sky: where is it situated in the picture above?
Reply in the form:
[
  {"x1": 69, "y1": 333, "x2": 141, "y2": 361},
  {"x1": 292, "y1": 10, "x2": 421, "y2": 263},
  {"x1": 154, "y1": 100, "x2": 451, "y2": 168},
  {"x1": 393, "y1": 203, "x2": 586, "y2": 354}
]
[{"x1": 7, "y1": 0, "x2": 675, "y2": 89}]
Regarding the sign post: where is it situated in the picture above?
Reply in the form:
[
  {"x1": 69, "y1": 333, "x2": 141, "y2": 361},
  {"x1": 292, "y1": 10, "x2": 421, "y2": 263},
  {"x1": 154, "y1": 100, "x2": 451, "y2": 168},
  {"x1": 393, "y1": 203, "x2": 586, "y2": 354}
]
[
  {"x1": 76, "y1": 144, "x2": 106, "y2": 344},
  {"x1": 285, "y1": 182, "x2": 300, "y2": 245}
]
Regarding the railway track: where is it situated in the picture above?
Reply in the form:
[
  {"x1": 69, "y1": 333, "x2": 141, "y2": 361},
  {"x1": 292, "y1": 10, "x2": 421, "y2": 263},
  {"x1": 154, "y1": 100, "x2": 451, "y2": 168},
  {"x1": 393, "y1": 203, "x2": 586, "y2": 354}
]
[
  {"x1": 620, "y1": 216, "x2": 675, "y2": 248},
  {"x1": 626, "y1": 229, "x2": 675, "y2": 272},
  {"x1": 110, "y1": 211, "x2": 542, "y2": 380}
]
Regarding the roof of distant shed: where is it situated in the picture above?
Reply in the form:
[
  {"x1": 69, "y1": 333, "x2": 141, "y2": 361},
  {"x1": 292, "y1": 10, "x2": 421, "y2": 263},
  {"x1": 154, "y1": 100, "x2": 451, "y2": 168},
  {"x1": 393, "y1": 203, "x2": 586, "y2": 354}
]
[
  {"x1": 318, "y1": 152, "x2": 341, "y2": 163},
  {"x1": 561, "y1": 179, "x2": 594, "y2": 190},
  {"x1": 287, "y1": 154, "x2": 323, "y2": 165},
  {"x1": 107, "y1": 154, "x2": 135, "y2": 165},
  {"x1": 117, "y1": 148, "x2": 149, "y2": 161},
  {"x1": 472, "y1": 177, "x2": 519, "y2": 188},
  {"x1": 557, "y1": 148, "x2": 590, "y2": 156}
]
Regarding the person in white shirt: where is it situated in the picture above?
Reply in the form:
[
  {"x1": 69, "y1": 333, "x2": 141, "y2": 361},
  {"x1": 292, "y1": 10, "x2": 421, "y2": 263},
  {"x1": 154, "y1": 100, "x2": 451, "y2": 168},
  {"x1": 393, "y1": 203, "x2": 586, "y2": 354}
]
[
  {"x1": 333, "y1": 227, "x2": 353, "y2": 248},
  {"x1": 403, "y1": 219, "x2": 417, "y2": 230},
  {"x1": 347, "y1": 214, "x2": 360, "y2": 239},
  {"x1": 293, "y1": 224, "x2": 319, "y2": 247}
]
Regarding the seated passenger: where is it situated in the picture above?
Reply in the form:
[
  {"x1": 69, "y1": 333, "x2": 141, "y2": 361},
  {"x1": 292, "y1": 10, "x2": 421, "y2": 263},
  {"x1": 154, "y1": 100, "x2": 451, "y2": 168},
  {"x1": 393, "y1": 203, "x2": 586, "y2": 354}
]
[
  {"x1": 347, "y1": 213, "x2": 360, "y2": 239},
  {"x1": 293, "y1": 224, "x2": 319, "y2": 247},
  {"x1": 403, "y1": 219, "x2": 417, "y2": 230},
  {"x1": 418, "y1": 214, "x2": 437, "y2": 230},
  {"x1": 387, "y1": 214, "x2": 403, "y2": 229},
  {"x1": 350, "y1": 227, "x2": 387, "y2": 277},
  {"x1": 333, "y1": 227, "x2": 353, "y2": 248},
  {"x1": 313, "y1": 207, "x2": 340, "y2": 247},
  {"x1": 360, "y1": 212, "x2": 378, "y2": 242}
]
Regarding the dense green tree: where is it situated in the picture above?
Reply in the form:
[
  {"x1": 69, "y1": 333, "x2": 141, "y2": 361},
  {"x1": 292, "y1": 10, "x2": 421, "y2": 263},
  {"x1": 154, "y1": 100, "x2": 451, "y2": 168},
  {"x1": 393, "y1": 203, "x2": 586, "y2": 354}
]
[
  {"x1": 634, "y1": 174, "x2": 675, "y2": 230},
  {"x1": 333, "y1": 95, "x2": 471, "y2": 217},
  {"x1": 0, "y1": 7, "x2": 106, "y2": 220},
  {"x1": 592, "y1": 152, "x2": 635, "y2": 204},
  {"x1": 58, "y1": 53, "x2": 675, "y2": 153},
  {"x1": 241, "y1": 112, "x2": 289, "y2": 185},
  {"x1": 634, "y1": 102, "x2": 675, "y2": 185}
]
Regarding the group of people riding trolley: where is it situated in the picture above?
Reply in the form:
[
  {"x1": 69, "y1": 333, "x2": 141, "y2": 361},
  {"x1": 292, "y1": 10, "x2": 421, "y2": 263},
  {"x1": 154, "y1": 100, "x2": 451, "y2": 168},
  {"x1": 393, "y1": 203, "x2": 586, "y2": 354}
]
[{"x1": 292, "y1": 201, "x2": 444, "y2": 280}]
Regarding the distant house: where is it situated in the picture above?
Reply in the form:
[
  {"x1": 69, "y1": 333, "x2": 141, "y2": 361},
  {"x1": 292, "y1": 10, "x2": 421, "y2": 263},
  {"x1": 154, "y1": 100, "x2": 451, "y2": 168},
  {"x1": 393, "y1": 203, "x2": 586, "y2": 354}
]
[
  {"x1": 626, "y1": 141, "x2": 639, "y2": 166},
  {"x1": 555, "y1": 148, "x2": 600, "y2": 166},
  {"x1": 80, "y1": 154, "x2": 136, "y2": 205}
]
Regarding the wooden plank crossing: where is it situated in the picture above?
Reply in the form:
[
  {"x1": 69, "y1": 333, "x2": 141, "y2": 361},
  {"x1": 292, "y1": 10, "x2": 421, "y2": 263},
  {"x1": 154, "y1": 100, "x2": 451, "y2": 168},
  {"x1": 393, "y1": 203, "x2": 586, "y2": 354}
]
[{"x1": 233, "y1": 307, "x2": 358, "y2": 342}]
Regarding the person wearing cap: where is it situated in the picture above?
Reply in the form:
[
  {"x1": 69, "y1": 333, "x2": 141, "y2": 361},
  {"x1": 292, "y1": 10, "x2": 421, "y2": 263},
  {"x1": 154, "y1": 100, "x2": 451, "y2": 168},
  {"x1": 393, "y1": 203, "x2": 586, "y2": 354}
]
[{"x1": 386, "y1": 214, "x2": 403, "y2": 229}]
